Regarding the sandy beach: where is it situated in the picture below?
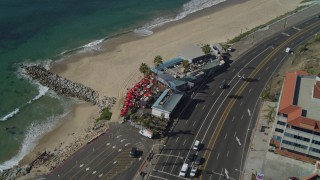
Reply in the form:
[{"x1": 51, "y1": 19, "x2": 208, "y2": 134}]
[{"x1": 18, "y1": 0, "x2": 303, "y2": 176}]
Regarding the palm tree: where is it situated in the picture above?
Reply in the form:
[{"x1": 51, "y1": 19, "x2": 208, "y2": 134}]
[
  {"x1": 182, "y1": 60, "x2": 190, "y2": 72},
  {"x1": 139, "y1": 63, "x2": 150, "y2": 76},
  {"x1": 154, "y1": 55, "x2": 163, "y2": 67},
  {"x1": 201, "y1": 44, "x2": 211, "y2": 54}
]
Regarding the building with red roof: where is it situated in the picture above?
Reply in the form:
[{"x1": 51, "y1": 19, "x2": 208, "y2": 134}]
[{"x1": 271, "y1": 71, "x2": 320, "y2": 162}]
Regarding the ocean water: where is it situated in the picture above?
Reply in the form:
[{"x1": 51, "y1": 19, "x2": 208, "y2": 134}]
[{"x1": 0, "y1": 0, "x2": 227, "y2": 170}]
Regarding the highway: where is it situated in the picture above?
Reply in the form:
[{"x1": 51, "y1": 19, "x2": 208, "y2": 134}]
[{"x1": 148, "y1": 16, "x2": 320, "y2": 180}]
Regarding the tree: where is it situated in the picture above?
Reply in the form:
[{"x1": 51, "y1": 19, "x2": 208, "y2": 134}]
[
  {"x1": 182, "y1": 60, "x2": 190, "y2": 72},
  {"x1": 139, "y1": 63, "x2": 150, "y2": 76},
  {"x1": 154, "y1": 55, "x2": 163, "y2": 67},
  {"x1": 201, "y1": 44, "x2": 211, "y2": 54}
]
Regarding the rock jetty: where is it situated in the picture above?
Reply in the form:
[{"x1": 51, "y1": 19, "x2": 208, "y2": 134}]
[{"x1": 23, "y1": 65, "x2": 116, "y2": 109}]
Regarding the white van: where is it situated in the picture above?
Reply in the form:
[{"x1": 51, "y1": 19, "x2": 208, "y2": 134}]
[
  {"x1": 139, "y1": 129, "x2": 153, "y2": 139},
  {"x1": 179, "y1": 163, "x2": 189, "y2": 177},
  {"x1": 193, "y1": 140, "x2": 200, "y2": 151}
]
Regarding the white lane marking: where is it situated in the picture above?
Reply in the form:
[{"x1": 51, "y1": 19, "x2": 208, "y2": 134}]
[
  {"x1": 175, "y1": 137, "x2": 179, "y2": 143},
  {"x1": 232, "y1": 68, "x2": 235, "y2": 72},
  {"x1": 149, "y1": 174, "x2": 169, "y2": 180},
  {"x1": 113, "y1": 161, "x2": 117, "y2": 164},
  {"x1": 209, "y1": 174, "x2": 213, "y2": 180},
  {"x1": 152, "y1": 169, "x2": 181, "y2": 179},
  {"x1": 236, "y1": 136, "x2": 242, "y2": 146},
  {"x1": 193, "y1": 121, "x2": 197, "y2": 126},
  {"x1": 281, "y1": 32, "x2": 290, "y2": 36},
  {"x1": 227, "y1": 151, "x2": 229, "y2": 157},
  {"x1": 240, "y1": 102, "x2": 243, "y2": 107},
  {"x1": 99, "y1": 173, "x2": 103, "y2": 178},
  {"x1": 211, "y1": 91, "x2": 216, "y2": 95},
  {"x1": 183, "y1": 139, "x2": 187, "y2": 146},
  {"x1": 234, "y1": 131, "x2": 237, "y2": 137},
  {"x1": 217, "y1": 153, "x2": 220, "y2": 159},
  {"x1": 183, "y1": 47, "x2": 272, "y2": 163},
  {"x1": 224, "y1": 133, "x2": 228, "y2": 140},
  {"x1": 202, "y1": 105, "x2": 206, "y2": 110},
  {"x1": 170, "y1": 152, "x2": 181, "y2": 173},
  {"x1": 293, "y1": 26, "x2": 301, "y2": 31},
  {"x1": 249, "y1": 88, "x2": 252, "y2": 93},
  {"x1": 162, "y1": 150, "x2": 173, "y2": 171},
  {"x1": 195, "y1": 104, "x2": 199, "y2": 109},
  {"x1": 92, "y1": 170, "x2": 97, "y2": 175},
  {"x1": 241, "y1": 114, "x2": 244, "y2": 120},
  {"x1": 86, "y1": 167, "x2": 90, "y2": 171},
  {"x1": 232, "y1": 116, "x2": 235, "y2": 122}
]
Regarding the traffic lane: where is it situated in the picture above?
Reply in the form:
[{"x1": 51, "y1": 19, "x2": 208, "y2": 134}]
[
  {"x1": 47, "y1": 131, "x2": 114, "y2": 178},
  {"x1": 68, "y1": 132, "x2": 149, "y2": 179}
]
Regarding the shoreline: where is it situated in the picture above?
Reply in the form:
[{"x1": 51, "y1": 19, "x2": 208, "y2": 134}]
[{"x1": 16, "y1": 0, "x2": 303, "y2": 177}]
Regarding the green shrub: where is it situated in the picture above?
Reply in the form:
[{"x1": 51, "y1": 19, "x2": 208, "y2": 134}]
[{"x1": 97, "y1": 108, "x2": 112, "y2": 121}]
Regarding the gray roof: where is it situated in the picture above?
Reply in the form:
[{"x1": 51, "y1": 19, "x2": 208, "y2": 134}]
[
  {"x1": 152, "y1": 89, "x2": 184, "y2": 113},
  {"x1": 295, "y1": 75, "x2": 320, "y2": 120},
  {"x1": 178, "y1": 45, "x2": 205, "y2": 61},
  {"x1": 151, "y1": 57, "x2": 183, "y2": 74}
]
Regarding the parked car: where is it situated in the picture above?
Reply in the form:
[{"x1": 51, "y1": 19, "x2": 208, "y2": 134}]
[
  {"x1": 193, "y1": 140, "x2": 200, "y2": 151},
  {"x1": 194, "y1": 156, "x2": 203, "y2": 165},
  {"x1": 187, "y1": 153, "x2": 196, "y2": 162},
  {"x1": 190, "y1": 166, "x2": 197, "y2": 177},
  {"x1": 179, "y1": 163, "x2": 189, "y2": 177}
]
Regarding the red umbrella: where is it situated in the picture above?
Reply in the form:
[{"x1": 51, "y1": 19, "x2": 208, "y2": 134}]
[
  {"x1": 135, "y1": 83, "x2": 140, "y2": 87},
  {"x1": 129, "y1": 102, "x2": 134, "y2": 107},
  {"x1": 144, "y1": 92, "x2": 150, "y2": 97}
]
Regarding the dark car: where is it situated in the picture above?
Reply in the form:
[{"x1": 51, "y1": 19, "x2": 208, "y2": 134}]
[
  {"x1": 130, "y1": 147, "x2": 137, "y2": 157},
  {"x1": 219, "y1": 80, "x2": 227, "y2": 89},
  {"x1": 187, "y1": 154, "x2": 196, "y2": 162},
  {"x1": 194, "y1": 156, "x2": 203, "y2": 165}
]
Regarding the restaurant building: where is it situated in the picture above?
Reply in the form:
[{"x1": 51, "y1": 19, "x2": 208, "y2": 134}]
[{"x1": 270, "y1": 71, "x2": 320, "y2": 163}]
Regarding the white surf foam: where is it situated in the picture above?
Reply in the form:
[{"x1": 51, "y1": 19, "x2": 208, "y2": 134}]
[
  {"x1": 0, "y1": 81, "x2": 49, "y2": 121},
  {"x1": 0, "y1": 111, "x2": 69, "y2": 171},
  {"x1": 27, "y1": 84, "x2": 49, "y2": 104},
  {"x1": 78, "y1": 39, "x2": 104, "y2": 54},
  {"x1": 0, "y1": 108, "x2": 20, "y2": 121},
  {"x1": 135, "y1": 0, "x2": 226, "y2": 36}
]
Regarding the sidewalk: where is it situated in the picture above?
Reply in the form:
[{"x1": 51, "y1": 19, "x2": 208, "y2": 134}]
[{"x1": 242, "y1": 101, "x2": 314, "y2": 180}]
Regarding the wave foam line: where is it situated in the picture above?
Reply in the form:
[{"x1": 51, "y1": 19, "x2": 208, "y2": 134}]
[
  {"x1": 0, "y1": 111, "x2": 69, "y2": 171},
  {"x1": 0, "y1": 84, "x2": 49, "y2": 121},
  {"x1": 135, "y1": 0, "x2": 226, "y2": 35}
]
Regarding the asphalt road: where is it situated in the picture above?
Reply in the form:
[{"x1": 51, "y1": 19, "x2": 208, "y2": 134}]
[
  {"x1": 46, "y1": 123, "x2": 153, "y2": 180},
  {"x1": 148, "y1": 16, "x2": 320, "y2": 180}
]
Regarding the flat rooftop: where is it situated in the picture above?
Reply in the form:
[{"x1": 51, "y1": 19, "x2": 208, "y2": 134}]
[{"x1": 295, "y1": 76, "x2": 320, "y2": 120}]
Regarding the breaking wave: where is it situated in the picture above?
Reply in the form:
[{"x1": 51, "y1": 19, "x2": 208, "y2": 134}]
[{"x1": 134, "y1": 0, "x2": 227, "y2": 36}]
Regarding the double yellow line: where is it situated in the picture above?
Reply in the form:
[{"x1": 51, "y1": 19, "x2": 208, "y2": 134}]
[{"x1": 199, "y1": 21, "x2": 320, "y2": 180}]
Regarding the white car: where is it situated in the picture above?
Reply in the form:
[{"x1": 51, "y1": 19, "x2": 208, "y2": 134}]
[{"x1": 190, "y1": 166, "x2": 197, "y2": 177}]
